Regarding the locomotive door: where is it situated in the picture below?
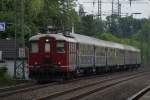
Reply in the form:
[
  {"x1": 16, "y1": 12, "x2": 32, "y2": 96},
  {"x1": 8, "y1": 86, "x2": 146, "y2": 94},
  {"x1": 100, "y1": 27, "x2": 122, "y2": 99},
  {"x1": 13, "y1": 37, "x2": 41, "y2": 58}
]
[{"x1": 40, "y1": 37, "x2": 53, "y2": 65}]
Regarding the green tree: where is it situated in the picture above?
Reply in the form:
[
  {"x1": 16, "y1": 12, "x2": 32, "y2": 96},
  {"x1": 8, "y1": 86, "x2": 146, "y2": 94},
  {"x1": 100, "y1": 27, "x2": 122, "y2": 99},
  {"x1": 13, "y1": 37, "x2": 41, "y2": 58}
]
[
  {"x1": 0, "y1": 0, "x2": 78, "y2": 39},
  {"x1": 139, "y1": 21, "x2": 150, "y2": 64}
]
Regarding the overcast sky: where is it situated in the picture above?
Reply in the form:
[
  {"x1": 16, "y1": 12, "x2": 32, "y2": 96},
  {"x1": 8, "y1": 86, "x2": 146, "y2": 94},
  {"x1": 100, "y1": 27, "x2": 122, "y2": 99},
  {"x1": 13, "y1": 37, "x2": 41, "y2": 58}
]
[{"x1": 76, "y1": 0, "x2": 150, "y2": 19}]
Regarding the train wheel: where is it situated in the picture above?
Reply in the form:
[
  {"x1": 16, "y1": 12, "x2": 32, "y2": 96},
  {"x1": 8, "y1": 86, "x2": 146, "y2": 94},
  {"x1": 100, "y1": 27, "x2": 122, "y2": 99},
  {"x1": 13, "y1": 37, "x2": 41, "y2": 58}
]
[
  {"x1": 65, "y1": 72, "x2": 73, "y2": 80},
  {"x1": 37, "y1": 80, "x2": 45, "y2": 84}
]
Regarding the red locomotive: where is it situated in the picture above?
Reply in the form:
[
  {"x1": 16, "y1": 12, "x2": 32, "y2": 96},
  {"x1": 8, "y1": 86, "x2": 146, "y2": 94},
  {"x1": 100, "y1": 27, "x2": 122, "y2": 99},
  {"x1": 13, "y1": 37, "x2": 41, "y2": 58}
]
[{"x1": 28, "y1": 30, "x2": 141, "y2": 82}]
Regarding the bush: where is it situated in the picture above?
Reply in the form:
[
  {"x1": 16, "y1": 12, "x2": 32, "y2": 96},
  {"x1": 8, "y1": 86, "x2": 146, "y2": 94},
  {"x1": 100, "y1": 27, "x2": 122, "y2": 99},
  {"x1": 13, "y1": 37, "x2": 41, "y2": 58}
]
[
  {"x1": 0, "y1": 66, "x2": 7, "y2": 76},
  {"x1": 0, "y1": 66, "x2": 15, "y2": 87}
]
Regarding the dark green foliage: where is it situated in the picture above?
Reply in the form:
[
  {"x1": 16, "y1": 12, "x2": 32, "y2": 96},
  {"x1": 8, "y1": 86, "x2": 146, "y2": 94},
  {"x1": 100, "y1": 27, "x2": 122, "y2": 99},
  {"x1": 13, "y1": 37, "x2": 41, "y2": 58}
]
[
  {"x1": 0, "y1": 0, "x2": 78, "y2": 39},
  {"x1": 75, "y1": 15, "x2": 104, "y2": 36},
  {"x1": 0, "y1": 66, "x2": 16, "y2": 87},
  {"x1": 0, "y1": 67, "x2": 7, "y2": 76},
  {"x1": 77, "y1": 15, "x2": 95, "y2": 36}
]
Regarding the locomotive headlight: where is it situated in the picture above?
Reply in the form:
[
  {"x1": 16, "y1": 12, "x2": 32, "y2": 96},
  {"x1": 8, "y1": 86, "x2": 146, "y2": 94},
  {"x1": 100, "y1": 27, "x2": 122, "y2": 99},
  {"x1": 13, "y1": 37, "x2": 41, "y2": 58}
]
[
  {"x1": 34, "y1": 62, "x2": 38, "y2": 65},
  {"x1": 58, "y1": 61, "x2": 61, "y2": 65},
  {"x1": 46, "y1": 39, "x2": 49, "y2": 42}
]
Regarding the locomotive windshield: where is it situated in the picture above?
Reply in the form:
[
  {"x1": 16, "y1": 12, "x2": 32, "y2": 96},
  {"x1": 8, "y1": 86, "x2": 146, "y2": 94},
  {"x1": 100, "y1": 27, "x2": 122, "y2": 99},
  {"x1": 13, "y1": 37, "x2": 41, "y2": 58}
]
[
  {"x1": 30, "y1": 42, "x2": 39, "y2": 53},
  {"x1": 57, "y1": 41, "x2": 65, "y2": 53}
]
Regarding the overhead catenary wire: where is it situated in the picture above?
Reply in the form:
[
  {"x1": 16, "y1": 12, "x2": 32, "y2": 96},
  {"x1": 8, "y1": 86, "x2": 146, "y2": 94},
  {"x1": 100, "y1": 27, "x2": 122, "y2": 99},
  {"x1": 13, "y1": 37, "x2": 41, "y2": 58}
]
[{"x1": 80, "y1": 0, "x2": 149, "y2": 18}]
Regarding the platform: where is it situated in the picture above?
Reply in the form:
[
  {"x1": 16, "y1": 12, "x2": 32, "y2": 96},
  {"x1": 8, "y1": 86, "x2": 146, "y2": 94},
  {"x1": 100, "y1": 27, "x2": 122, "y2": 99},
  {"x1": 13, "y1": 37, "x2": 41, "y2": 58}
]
[
  {"x1": 128, "y1": 85, "x2": 150, "y2": 100},
  {"x1": 139, "y1": 91, "x2": 150, "y2": 100}
]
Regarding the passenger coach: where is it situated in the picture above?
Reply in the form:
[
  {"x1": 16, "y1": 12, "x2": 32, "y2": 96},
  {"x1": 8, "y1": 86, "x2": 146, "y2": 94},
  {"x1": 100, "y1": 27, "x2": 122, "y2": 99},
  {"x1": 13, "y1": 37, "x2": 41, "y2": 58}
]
[{"x1": 28, "y1": 31, "x2": 141, "y2": 81}]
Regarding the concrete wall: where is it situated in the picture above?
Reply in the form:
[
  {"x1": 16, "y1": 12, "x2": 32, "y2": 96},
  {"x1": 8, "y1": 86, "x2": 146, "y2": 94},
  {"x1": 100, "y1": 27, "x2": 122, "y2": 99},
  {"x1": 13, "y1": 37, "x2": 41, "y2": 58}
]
[{"x1": 0, "y1": 60, "x2": 29, "y2": 79}]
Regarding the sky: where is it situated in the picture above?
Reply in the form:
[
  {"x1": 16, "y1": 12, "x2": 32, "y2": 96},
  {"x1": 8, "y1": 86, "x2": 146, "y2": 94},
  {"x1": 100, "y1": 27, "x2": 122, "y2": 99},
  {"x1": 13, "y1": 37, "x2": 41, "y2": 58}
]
[{"x1": 76, "y1": 0, "x2": 150, "y2": 19}]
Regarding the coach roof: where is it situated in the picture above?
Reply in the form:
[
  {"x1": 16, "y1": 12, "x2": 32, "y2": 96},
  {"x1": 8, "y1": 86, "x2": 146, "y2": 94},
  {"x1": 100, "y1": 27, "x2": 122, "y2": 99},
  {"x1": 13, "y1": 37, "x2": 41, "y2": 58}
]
[{"x1": 71, "y1": 33, "x2": 140, "y2": 52}]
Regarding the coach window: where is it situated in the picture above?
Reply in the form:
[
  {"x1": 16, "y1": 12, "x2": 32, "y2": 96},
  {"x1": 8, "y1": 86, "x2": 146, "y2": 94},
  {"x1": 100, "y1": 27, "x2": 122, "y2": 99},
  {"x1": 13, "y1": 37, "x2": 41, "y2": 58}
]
[
  {"x1": 31, "y1": 42, "x2": 38, "y2": 53},
  {"x1": 57, "y1": 41, "x2": 65, "y2": 53}
]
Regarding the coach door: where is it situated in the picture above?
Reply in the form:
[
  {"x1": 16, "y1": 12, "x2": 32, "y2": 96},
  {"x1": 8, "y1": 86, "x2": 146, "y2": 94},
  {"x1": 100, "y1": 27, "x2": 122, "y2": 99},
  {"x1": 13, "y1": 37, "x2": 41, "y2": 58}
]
[
  {"x1": 69, "y1": 42, "x2": 76, "y2": 71},
  {"x1": 55, "y1": 40, "x2": 67, "y2": 67}
]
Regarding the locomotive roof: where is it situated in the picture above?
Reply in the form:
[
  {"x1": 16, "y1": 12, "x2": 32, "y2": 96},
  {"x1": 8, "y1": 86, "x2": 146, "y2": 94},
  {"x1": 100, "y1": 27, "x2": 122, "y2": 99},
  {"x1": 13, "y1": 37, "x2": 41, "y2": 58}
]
[
  {"x1": 29, "y1": 33, "x2": 140, "y2": 52},
  {"x1": 29, "y1": 33, "x2": 76, "y2": 43}
]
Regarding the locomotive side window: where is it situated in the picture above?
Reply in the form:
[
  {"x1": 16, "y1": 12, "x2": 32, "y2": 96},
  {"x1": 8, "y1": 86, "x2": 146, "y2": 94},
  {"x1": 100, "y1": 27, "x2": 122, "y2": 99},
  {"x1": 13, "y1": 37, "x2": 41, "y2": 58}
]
[
  {"x1": 45, "y1": 43, "x2": 50, "y2": 52},
  {"x1": 57, "y1": 41, "x2": 65, "y2": 53},
  {"x1": 31, "y1": 42, "x2": 38, "y2": 53}
]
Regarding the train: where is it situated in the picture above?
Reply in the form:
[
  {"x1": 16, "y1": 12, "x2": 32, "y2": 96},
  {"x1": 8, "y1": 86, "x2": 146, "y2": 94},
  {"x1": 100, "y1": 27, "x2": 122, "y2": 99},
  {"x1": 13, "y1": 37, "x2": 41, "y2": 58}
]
[{"x1": 28, "y1": 30, "x2": 141, "y2": 82}]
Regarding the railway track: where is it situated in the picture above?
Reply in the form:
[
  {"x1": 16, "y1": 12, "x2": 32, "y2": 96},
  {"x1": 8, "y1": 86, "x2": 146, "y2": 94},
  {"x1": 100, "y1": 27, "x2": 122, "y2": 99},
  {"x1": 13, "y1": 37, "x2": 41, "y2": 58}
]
[
  {"x1": 0, "y1": 72, "x2": 120, "y2": 98},
  {"x1": 0, "y1": 82, "x2": 57, "y2": 98},
  {"x1": 0, "y1": 82, "x2": 34, "y2": 93},
  {"x1": 36, "y1": 71, "x2": 150, "y2": 100},
  {"x1": 0, "y1": 69, "x2": 136, "y2": 98},
  {"x1": 0, "y1": 68, "x2": 150, "y2": 99}
]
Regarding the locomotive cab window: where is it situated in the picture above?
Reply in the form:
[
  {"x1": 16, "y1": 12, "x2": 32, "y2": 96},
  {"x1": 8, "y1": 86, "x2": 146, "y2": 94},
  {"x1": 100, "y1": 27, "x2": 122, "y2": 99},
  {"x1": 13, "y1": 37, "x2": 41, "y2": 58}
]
[
  {"x1": 30, "y1": 42, "x2": 39, "y2": 53},
  {"x1": 45, "y1": 42, "x2": 50, "y2": 52},
  {"x1": 57, "y1": 41, "x2": 65, "y2": 53}
]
